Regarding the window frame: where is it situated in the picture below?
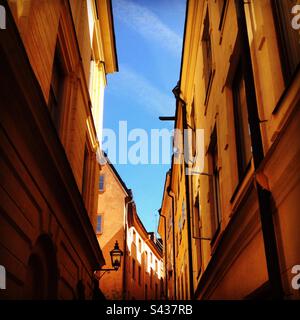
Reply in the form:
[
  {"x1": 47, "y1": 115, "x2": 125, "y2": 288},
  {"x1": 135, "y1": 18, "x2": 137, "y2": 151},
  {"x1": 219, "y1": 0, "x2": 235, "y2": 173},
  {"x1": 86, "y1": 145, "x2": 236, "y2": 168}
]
[
  {"x1": 217, "y1": 0, "x2": 228, "y2": 31},
  {"x1": 193, "y1": 194, "x2": 202, "y2": 277},
  {"x1": 232, "y1": 60, "x2": 253, "y2": 181},
  {"x1": 132, "y1": 259, "x2": 136, "y2": 280},
  {"x1": 150, "y1": 269, "x2": 153, "y2": 289},
  {"x1": 138, "y1": 266, "x2": 141, "y2": 286},
  {"x1": 49, "y1": 43, "x2": 66, "y2": 133},
  {"x1": 133, "y1": 230, "x2": 136, "y2": 244},
  {"x1": 208, "y1": 127, "x2": 222, "y2": 244},
  {"x1": 99, "y1": 174, "x2": 105, "y2": 192},
  {"x1": 82, "y1": 142, "x2": 91, "y2": 202},
  {"x1": 201, "y1": 8, "x2": 215, "y2": 109},
  {"x1": 271, "y1": 0, "x2": 300, "y2": 86},
  {"x1": 96, "y1": 214, "x2": 103, "y2": 235}
]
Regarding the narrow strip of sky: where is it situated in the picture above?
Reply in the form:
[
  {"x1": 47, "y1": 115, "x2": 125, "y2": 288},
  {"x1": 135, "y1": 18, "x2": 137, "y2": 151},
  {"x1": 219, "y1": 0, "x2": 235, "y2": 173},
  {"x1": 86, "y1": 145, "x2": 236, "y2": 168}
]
[{"x1": 104, "y1": 0, "x2": 186, "y2": 233}]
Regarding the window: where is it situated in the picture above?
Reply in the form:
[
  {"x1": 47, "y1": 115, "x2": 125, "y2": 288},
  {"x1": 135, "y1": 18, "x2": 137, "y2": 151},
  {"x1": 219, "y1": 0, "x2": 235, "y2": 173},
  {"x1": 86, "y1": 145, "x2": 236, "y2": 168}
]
[
  {"x1": 160, "y1": 279, "x2": 164, "y2": 299},
  {"x1": 217, "y1": 0, "x2": 227, "y2": 30},
  {"x1": 202, "y1": 10, "x2": 213, "y2": 102},
  {"x1": 48, "y1": 44, "x2": 65, "y2": 132},
  {"x1": 133, "y1": 230, "x2": 136, "y2": 244},
  {"x1": 272, "y1": 0, "x2": 300, "y2": 84},
  {"x1": 138, "y1": 239, "x2": 142, "y2": 252},
  {"x1": 99, "y1": 175, "x2": 105, "y2": 192},
  {"x1": 132, "y1": 259, "x2": 136, "y2": 280},
  {"x1": 181, "y1": 201, "x2": 186, "y2": 226},
  {"x1": 144, "y1": 251, "x2": 148, "y2": 269},
  {"x1": 82, "y1": 144, "x2": 90, "y2": 200},
  {"x1": 150, "y1": 252, "x2": 153, "y2": 264},
  {"x1": 178, "y1": 216, "x2": 182, "y2": 243},
  {"x1": 145, "y1": 284, "x2": 148, "y2": 300},
  {"x1": 193, "y1": 195, "x2": 202, "y2": 274},
  {"x1": 179, "y1": 201, "x2": 186, "y2": 244},
  {"x1": 155, "y1": 260, "x2": 158, "y2": 273},
  {"x1": 191, "y1": 102, "x2": 197, "y2": 158},
  {"x1": 150, "y1": 269, "x2": 153, "y2": 289},
  {"x1": 138, "y1": 266, "x2": 141, "y2": 286},
  {"x1": 208, "y1": 128, "x2": 221, "y2": 241},
  {"x1": 96, "y1": 214, "x2": 103, "y2": 234},
  {"x1": 232, "y1": 62, "x2": 252, "y2": 179}
]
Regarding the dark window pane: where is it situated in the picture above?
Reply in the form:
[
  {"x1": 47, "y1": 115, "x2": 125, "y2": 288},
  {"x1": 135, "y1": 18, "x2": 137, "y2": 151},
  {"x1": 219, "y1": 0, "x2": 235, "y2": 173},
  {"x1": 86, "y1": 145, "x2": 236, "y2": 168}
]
[
  {"x1": 99, "y1": 175, "x2": 105, "y2": 191},
  {"x1": 82, "y1": 145, "x2": 89, "y2": 199},
  {"x1": 132, "y1": 259, "x2": 135, "y2": 280},
  {"x1": 218, "y1": 0, "x2": 227, "y2": 30},
  {"x1": 194, "y1": 195, "x2": 202, "y2": 274},
  {"x1": 208, "y1": 129, "x2": 221, "y2": 240},
  {"x1": 202, "y1": 11, "x2": 213, "y2": 97},
  {"x1": 138, "y1": 266, "x2": 141, "y2": 285},
  {"x1": 96, "y1": 215, "x2": 102, "y2": 234},
  {"x1": 232, "y1": 62, "x2": 252, "y2": 178},
  {"x1": 49, "y1": 45, "x2": 65, "y2": 132}
]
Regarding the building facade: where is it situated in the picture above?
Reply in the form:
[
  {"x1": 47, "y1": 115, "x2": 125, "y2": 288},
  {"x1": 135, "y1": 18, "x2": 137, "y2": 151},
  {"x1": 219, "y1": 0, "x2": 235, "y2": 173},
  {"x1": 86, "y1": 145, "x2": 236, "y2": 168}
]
[
  {"x1": 0, "y1": 0, "x2": 118, "y2": 299},
  {"x1": 159, "y1": 0, "x2": 300, "y2": 300},
  {"x1": 97, "y1": 161, "x2": 164, "y2": 300}
]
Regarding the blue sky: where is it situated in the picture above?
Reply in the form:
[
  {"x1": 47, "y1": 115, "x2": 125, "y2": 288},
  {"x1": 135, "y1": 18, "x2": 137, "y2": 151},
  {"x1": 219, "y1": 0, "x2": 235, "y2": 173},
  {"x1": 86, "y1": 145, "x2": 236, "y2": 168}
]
[{"x1": 103, "y1": 0, "x2": 186, "y2": 233}]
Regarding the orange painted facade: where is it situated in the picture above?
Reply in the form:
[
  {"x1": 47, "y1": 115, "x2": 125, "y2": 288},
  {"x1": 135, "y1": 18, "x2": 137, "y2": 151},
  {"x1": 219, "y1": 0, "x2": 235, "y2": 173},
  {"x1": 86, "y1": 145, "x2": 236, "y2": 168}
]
[{"x1": 97, "y1": 161, "x2": 164, "y2": 300}]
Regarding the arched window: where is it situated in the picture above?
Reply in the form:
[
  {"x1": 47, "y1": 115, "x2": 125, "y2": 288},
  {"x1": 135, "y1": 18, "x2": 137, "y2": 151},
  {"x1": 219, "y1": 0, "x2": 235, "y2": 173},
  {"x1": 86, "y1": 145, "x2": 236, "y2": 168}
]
[{"x1": 25, "y1": 235, "x2": 58, "y2": 299}]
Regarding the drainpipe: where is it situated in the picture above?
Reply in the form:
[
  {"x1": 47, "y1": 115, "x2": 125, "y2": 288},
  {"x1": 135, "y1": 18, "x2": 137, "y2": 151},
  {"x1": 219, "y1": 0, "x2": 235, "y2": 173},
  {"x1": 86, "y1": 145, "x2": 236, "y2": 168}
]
[
  {"x1": 167, "y1": 186, "x2": 177, "y2": 300},
  {"x1": 234, "y1": 0, "x2": 283, "y2": 299},
  {"x1": 182, "y1": 102, "x2": 195, "y2": 300},
  {"x1": 123, "y1": 193, "x2": 134, "y2": 299},
  {"x1": 158, "y1": 208, "x2": 168, "y2": 300},
  {"x1": 172, "y1": 85, "x2": 194, "y2": 300}
]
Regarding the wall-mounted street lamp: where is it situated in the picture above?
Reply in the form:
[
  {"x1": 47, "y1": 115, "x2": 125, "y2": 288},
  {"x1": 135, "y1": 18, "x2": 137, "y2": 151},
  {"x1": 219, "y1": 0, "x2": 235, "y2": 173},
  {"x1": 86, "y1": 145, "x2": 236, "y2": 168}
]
[{"x1": 94, "y1": 241, "x2": 123, "y2": 280}]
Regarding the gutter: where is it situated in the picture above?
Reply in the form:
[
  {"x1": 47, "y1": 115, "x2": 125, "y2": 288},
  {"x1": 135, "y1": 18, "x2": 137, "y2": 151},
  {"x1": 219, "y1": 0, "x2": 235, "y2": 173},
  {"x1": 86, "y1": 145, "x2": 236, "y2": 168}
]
[
  {"x1": 167, "y1": 185, "x2": 177, "y2": 300},
  {"x1": 181, "y1": 101, "x2": 195, "y2": 300},
  {"x1": 123, "y1": 193, "x2": 134, "y2": 299},
  {"x1": 172, "y1": 89, "x2": 195, "y2": 300},
  {"x1": 158, "y1": 208, "x2": 168, "y2": 300},
  {"x1": 172, "y1": 83, "x2": 195, "y2": 299}
]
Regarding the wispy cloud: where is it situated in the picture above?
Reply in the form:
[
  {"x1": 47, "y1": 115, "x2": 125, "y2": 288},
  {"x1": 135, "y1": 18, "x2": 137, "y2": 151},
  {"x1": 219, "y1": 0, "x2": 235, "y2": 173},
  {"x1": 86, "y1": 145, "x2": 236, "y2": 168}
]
[
  {"x1": 114, "y1": 0, "x2": 182, "y2": 56},
  {"x1": 109, "y1": 65, "x2": 174, "y2": 116}
]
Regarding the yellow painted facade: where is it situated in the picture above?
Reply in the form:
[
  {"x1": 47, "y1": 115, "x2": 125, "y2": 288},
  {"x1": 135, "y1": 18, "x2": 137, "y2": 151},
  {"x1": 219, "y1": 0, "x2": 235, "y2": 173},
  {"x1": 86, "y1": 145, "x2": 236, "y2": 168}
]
[
  {"x1": 0, "y1": 0, "x2": 117, "y2": 299},
  {"x1": 159, "y1": 0, "x2": 300, "y2": 300}
]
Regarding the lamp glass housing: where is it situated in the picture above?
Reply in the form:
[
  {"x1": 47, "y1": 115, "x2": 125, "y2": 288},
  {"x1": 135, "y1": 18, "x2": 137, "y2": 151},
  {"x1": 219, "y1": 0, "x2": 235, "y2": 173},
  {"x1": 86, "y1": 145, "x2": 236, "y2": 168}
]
[{"x1": 110, "y1": 241, "x2": 123, "y2": 270}]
